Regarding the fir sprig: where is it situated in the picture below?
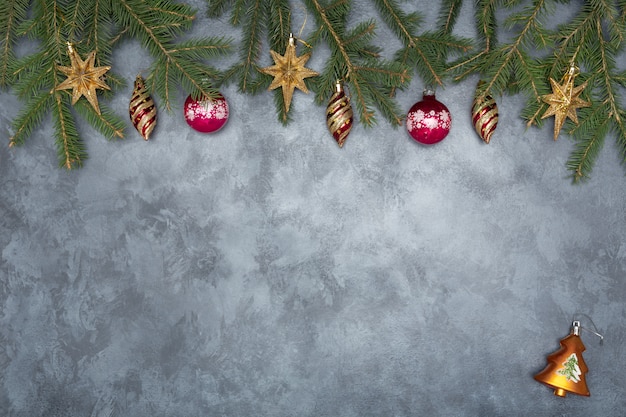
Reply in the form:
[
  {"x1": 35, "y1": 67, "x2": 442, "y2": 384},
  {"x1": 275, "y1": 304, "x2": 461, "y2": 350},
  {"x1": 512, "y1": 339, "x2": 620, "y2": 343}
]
[
  {"x1": 306, "y1": 0, "x2": 410, "y2": 126},
  {"x1": 209, "y1": 0, "x2": 271, "y2": 93},
  {"x1": 0, "y1": 0, "x2": 30, "y2": 87},
  {"x1": 3, "y1": 0, "x2": 626, "y2": 180},
  {"x1": 5, "y1": 0, "x2": 230, "y2": 169},
  {"x1": 514, "y1": 0, "x2": 626, "y2": 181},
  {"x1": 371, "y1": 0, "x2": 472, "y2": 88},
  {"x1": 115, "y1": 0, "x2": 231, "y2": 105},
  {"x1": 448, "y1": 0, "x2": 549, "y2": 99}
]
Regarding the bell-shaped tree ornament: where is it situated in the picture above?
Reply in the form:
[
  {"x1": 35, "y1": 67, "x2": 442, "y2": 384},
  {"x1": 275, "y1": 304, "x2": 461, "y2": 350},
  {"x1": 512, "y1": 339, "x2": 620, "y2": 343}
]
[{"x1": 534, "y1": 321, "x2": 590, "y2": 397}]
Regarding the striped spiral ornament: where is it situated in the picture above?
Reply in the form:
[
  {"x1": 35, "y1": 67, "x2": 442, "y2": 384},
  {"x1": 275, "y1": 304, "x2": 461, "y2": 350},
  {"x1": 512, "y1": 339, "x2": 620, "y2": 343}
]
[
  {"x1": 326, "y1": 81, "x2": 353, "y2": 147},
  {"x1": 472, "y1": 81, "x2": 498, "y2": 144},
  {"x1": 129, "y1": 75, "x2": 157, "y2": 140}
]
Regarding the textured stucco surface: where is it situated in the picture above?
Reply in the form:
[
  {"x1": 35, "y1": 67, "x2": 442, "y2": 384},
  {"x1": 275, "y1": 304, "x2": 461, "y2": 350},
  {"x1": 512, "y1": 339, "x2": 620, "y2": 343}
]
[{"x1": 1, "y1": 1, "x2": 626, "y2": 416}]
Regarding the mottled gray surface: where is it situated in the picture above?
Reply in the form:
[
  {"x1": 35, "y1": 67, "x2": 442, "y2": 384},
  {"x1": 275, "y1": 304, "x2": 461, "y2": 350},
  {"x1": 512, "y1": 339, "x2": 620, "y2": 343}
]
[{"x1": 1, "y1": 1, "x2": 626, "y2": 416}]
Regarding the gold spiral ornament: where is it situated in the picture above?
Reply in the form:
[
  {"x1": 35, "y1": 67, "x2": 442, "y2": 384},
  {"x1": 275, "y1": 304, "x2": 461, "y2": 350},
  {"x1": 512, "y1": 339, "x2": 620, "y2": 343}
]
[
  {"x1": 129, "y1": 75, "x2": 157, "y2": 140},
  {"x1": 326, "y1": 80, "x2": 353, "y2": 147},
  {"x1": 472, "y1": 81, "x2": 498, "y2": 144}
]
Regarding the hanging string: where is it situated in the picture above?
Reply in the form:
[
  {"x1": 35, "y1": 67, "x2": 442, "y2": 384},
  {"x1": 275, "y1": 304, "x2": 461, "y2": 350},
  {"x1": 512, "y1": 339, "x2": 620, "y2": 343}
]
[
  {"x1": 573, "y1": 313, "x2": 604, "y2": 345},
  {"x1": 294, "y1": 5, "x2": 313, "y2": 49}
]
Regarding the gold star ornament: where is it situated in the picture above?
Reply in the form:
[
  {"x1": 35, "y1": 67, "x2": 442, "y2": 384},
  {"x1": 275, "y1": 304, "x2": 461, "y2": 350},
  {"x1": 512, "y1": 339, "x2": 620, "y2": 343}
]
[
  {"x1": 541, "y1": 65, "x2": 591, "y2": 140},
  {"x1": 260, "y1": 34, "x2": 319, "y2": 113},
  {"x1": 55, "y1": 42, "x2": 111, "y2": 115}
]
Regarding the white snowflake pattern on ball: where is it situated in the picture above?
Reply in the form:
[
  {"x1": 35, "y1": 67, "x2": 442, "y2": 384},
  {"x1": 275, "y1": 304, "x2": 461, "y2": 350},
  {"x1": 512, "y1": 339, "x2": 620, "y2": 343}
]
[
  {"x1": 439, "y1": 110, "x2": 451, "y2": 129},
  {"x1": 406, "y1": 109, "x2": 425, "y2": 131},
  {"x1": 206, "y1": 99, "x2": 228, "y2": 120},
  {"x1": 185, "y1": 106, "x2": 198, "y2": 121}
]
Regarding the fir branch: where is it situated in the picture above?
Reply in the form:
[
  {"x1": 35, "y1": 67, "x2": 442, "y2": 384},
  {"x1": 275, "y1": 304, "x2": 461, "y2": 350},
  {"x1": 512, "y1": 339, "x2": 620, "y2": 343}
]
[
  {"x1": 568, "y1": 112, "x2": 609, "y2": 182},
  {"x1": 206, "y1": 0, "x2": 233, "y2": 17},
  {"x1": 372, "y1": 0, "x2": 473, "y2": 87},
  {"x1": 85, "y1": 0, "x2": 115, "y2": 66},
  {"x1": 145, "y1": 0, "x2": 196, "y2": 23},
  {"x1": 565, "y1": 8, "x2": 626, "y2": 180},
  {"x1": 12, "y1": 51, "x2": 55, "y2": 99},
  {"x1": 74, "y1": 100, "x2": 125, "y2": 140},
  {"x1": 52, "y1": 91, "x2": 85, "y2": 169},
  {"x1": 473, "y1": 0, "x2": 547, "y2": 97},
  {"x1": 438, "y1": 0, "x2": 464, "y2": 34},
  {"x1": 305, "y1": 0, "x2": 409, "y2": 126},
  {"x1": 446, "y1": 0, "x2": 498, "y2": 80},
  {"x1": 117, "y1": 0, "x2": 231, "y2": 107},
  {"x1": 212, "y1": 0, "x2": 267, "y2": 92},
  {"x1": 0, "y1": 0, "x2": 30, "y2": 87},
  {"x1": 266, "y1": 0, "x2": 291, "y2": 51},
  {"x1": 65, "y1": 0, "x2": 92, "y2": 43},
  {"x1": 9, "y1": 92, "x2": 54, "y2": 148}
]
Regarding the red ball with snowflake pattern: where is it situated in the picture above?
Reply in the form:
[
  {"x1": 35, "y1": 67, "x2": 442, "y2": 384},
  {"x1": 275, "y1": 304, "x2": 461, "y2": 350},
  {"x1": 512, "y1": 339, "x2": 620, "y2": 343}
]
[
  {"x1": 184, "y1": 93, "x2": 229, "y2": 133},
  {"x1": 406, "y1": 90, "x2": 451, "y2": 145}
]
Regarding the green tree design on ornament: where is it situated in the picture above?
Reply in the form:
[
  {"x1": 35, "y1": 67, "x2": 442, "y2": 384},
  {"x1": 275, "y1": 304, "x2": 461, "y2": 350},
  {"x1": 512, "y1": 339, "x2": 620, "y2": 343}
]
[{"x1": 557, "y1": 353, "x2": 582, "y2": 383}]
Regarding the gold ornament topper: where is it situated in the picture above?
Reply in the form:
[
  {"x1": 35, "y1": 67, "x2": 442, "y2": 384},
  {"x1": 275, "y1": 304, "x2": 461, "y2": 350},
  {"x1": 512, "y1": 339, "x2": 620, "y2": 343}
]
[
  {"x1": 55, "y1": 42, "x2": 111, "y2": 115},
  {"x1": 541, "y1": 65, "x2": 590, "y2": 140},
  {"x1": 260, "y1": 33, "x2": 318, "y2": 113}
]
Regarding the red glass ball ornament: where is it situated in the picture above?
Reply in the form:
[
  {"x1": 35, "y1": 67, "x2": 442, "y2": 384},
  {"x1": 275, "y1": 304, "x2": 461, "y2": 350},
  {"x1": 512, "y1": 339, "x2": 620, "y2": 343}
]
[
  {"x1": 406, "y1": 90, "x2": 451, "y2": 145},
  {"x1": 184, "y1": 93, "x2": 229, "y2": 133}
]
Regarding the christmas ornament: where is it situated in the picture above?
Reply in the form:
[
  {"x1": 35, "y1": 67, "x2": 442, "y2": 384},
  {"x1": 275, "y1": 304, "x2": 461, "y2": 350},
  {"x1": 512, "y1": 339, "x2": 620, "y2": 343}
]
[
  {"x1": 260, "y1": 33, "x2": 319, "y2": 113},
  {"x1": 326, "y1": 80, "x2": 353, "y2": 147},
  {"x1": 534, "y1": 321, "x2": 590, "y2": 397},
  {"x1": 541, "y1": 65, "x2": 591, "y2": 140},
  {"x1": 129, "y1": 75, "x2": 157, "y2": 140},
  {"x1": 471, "y1": 81, "x2": 498, "y2": 144},
  {"x1": 55, "y1": 42, "x2": 111, "y2": 115},
  {"x1": 406, "y1": 90, "x2": 451, "y2": 145},
  {"x1": 184, "y1": 93, "x2": 229, "y2": 133}
]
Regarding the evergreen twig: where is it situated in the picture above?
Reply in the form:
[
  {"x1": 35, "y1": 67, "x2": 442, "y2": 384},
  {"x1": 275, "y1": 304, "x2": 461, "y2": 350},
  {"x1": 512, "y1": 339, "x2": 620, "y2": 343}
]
[
  {"x1": 305, "y1": 0, "x2": 409, "y2": 126},
  {"x1": 2, "y1": 0, "x2": 626, "y2": 181}
]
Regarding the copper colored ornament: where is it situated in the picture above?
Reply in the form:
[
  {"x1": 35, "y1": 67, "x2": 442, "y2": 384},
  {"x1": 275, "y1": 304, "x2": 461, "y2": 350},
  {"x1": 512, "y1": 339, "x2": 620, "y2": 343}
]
[
  {"x1": 472, "y1": 81, "x2": 498, "y2": 144},
  {"x1": 534, "y1": 321, "x2": 590, "y2": 397},
  {"x1": 326, "y1": 81, "x2": 353, "y2": 147},
  {"x1": 129, "y1": 75, "x2": 157, "y2": 140},
  {"x1": 260, "y1": 33, "x2": 319, "y2": 113},
  {"x1": 541, "y1": 65, "x2": 590, "y2": 140},
  {"x1": 55, "y1": 42, "x2": 111, "y2": 115}
]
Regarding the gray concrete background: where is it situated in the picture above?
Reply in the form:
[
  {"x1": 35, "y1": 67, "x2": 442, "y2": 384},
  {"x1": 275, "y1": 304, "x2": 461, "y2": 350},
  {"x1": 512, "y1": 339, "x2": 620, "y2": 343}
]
[{"x1": 1, "y1": 0, "x2": 625, "y2": 416}]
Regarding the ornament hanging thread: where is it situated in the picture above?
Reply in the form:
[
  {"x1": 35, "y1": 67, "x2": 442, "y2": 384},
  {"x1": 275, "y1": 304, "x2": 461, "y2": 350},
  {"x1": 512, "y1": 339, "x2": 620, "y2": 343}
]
[
  {"x1": 326, "y1": 81, "x2": 353, "y2": 147},
  {"x1": 129, "y1": 75, "x2": 157, "y2": 140}
]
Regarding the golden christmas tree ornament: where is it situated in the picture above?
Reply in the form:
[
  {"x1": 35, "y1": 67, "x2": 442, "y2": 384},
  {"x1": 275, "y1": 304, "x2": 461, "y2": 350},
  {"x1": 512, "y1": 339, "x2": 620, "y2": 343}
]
[
  {"x1": 129, "y1": 75, "x2": 157, "y2": 140},
  {"x1": 260, "y1": 33, "x2": 319, "y2": 113},
  {"x1": 541, "y1": 65, "x2": 590, "y2": 140},
  {"x1": 326, "y1": 80, "x2": 353, "y2": 147},
  {"x1": 534, "y1": 321, "x2": 592, "y2": 397},
  {"x1": 472, "y1": 80, "x2": 498, "y2": 144},
  {"x1": 55, "y1": 42, "x2": 111, "y2": 115}
]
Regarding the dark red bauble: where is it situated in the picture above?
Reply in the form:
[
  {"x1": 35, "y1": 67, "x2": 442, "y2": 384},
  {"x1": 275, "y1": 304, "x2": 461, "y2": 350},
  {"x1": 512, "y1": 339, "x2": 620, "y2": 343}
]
[
  {"x1": 406, "y1": 90, "x2": 451, "y2": 145},
  {"x1": 184, "y1": 93, "x2": 229, "y2": 133}
]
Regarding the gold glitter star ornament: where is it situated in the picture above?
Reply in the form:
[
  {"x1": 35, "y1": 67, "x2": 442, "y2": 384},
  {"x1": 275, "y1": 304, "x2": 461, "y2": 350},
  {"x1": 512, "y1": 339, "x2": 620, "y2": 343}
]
[
  {"x1": 260, "y1": 34, "x2": 319, "y2": 113},
  {"x1": 55, "y1": 42, "x2": 111, "y2": 115},
  {"x1": 541, "y1": 65, "x2": 590, "y2": 140}
]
